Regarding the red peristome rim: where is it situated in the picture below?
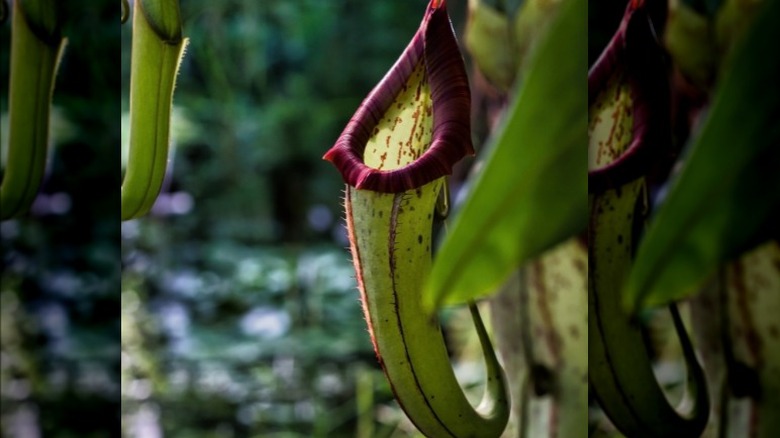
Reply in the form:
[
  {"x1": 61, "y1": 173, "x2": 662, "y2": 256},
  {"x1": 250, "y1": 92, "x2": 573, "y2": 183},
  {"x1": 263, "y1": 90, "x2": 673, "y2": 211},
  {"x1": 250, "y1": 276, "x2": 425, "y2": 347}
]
[
  {"x1": 323, "y1": 1, "x2": 472, "y2": 193},
  {"x1": 588, "y1": 2, "x2": 669, "y2": 194}
]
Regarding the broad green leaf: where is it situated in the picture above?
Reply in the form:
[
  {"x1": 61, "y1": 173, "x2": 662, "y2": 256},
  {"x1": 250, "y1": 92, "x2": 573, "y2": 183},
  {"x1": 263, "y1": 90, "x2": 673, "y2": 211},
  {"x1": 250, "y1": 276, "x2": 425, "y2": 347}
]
[
  {"x1": 625, "y1": 0, "x2": 780, "y2": 312},
  {"x1": 424, "y1": 0, "x2": 586, "y2": 309}
]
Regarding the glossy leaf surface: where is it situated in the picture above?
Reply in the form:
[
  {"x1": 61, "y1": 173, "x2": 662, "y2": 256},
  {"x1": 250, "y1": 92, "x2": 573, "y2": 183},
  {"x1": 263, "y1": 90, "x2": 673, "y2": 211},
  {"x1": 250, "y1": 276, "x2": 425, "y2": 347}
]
[
  {"x1": 425, "y1": 0, "x2": 586, "y2": 309},
  {"x1": 625, "y1": 0, "x2": 780, "y2": 312}
]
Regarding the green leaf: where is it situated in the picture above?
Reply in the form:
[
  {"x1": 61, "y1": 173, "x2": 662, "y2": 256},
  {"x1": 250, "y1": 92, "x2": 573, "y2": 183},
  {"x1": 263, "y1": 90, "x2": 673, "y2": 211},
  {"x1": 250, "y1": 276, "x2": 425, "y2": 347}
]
[
  {"x1": 625, "y1": 0, "x2": 780, "y2": 312},
  {"x1": 424, "y1": 0, "x2": 587, "y2": 309}
]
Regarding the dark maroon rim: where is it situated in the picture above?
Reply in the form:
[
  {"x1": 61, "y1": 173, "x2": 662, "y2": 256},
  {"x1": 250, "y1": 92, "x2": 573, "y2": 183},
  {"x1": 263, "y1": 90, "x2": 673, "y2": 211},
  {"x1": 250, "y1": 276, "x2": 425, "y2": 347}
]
[
  {"x1": 323, "y1": 0, "x2": 473, "y2": 193},
  {"x1": 588, "y1": 1, "x2": 669, "y2": 194}
]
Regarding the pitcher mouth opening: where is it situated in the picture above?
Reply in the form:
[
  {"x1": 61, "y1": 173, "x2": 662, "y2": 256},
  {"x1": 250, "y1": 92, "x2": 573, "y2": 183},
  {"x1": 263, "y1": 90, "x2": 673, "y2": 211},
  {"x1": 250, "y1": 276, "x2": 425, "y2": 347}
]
[
  {"x1": 323, "y1": 1, "x2": 473, "y2": 193},
  {"x1": 588, "y1": 2, "x2": 669, "y2": 194}
]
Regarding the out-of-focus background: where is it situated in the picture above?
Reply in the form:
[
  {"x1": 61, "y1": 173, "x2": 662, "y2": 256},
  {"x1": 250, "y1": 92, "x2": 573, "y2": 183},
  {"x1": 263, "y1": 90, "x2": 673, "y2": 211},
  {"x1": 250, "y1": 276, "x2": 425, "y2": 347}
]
[
  {"x1": 119, "y1": 1, "x2": 485, "y2": 437},
  {"x1": 1, "y1": 1, "x2": 122, "y2": 437}
]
